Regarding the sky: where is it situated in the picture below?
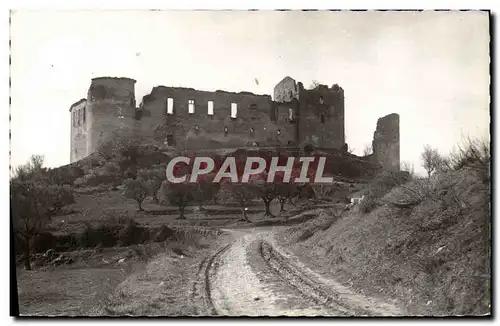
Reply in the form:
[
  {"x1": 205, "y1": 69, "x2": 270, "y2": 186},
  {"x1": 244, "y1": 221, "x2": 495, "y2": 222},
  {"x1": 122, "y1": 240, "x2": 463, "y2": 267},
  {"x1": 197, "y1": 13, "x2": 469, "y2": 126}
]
[{"x1": 10, "y1": 10, "x2": 490, "y2": 174}]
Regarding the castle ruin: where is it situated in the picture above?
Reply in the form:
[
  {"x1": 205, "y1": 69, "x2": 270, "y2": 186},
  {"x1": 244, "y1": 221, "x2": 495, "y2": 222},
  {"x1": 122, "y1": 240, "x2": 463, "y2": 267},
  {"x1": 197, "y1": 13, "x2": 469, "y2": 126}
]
[{"x1": 69, "y1": 76, "x2": 400, "y2": 171}]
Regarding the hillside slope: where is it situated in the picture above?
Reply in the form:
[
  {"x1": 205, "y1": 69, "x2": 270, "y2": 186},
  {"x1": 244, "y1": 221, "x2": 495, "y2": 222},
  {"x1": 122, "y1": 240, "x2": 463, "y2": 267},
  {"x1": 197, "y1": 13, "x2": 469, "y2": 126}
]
[{"x1": 281, "y1": 168, "x2": 490, "y2": 316}]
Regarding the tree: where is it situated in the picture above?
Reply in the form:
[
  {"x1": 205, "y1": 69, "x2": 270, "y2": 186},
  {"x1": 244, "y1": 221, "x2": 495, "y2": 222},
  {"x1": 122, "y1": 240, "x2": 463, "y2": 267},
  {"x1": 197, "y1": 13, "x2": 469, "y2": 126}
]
[
  {"x1": 251, "y1": 173, "x2": 278, "y2": 217},
  {"x1": 275, "y1": 183, "x2": 298, "y2": 213},
  {"x1": 273, "y1": 168, "x2": 302, "y2": 213},
  {"x1": 421, "y1": 145, "x2": 448, "y2": 178},
  {"x1": 159, "y1": 179, "x2": 196, "y2": 219},
  {"x1": 219, "y1": 182, "x2": 256, "y2": 222},
  {"x1": 12, "y1": 154, "x2": 47, "y2": 182},
  {"x1": 192, "y1": 173, "x2": 220, "y2": 211},
  {"x1": 139, "y1": 168, "x2": 165, "y2": 204},
  {"x1": 123, "y1": 178, "x2": 149, "y2": 211},
  {"x1": 363, "y1": 144, "x2": 373, "y2": 156},
  {"x1": 308, "y1": 80, "x2": 321, "y2": 90},
  {"x1": 11, "y1": 180, "x2": 56, "y2": 270},
  {"x1": 11, "y1": 156, "x2": 77, "y2": 270}
]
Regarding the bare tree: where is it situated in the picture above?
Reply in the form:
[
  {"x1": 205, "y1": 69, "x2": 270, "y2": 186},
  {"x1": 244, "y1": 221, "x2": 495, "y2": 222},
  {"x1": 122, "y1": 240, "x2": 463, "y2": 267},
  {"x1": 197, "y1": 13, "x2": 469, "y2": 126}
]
[
  {"x1": 308, "y1": 80, "x2": 321, "y2": 89},
  {"x1": 400, "y1": 161, "x2": 416, "y2": 179},
  {"x1": 363, "y1": 144, "x2": 373, "y2": 156},
  {"x1": 421, "y1": 145, "x2": 448, "y2": 177}
]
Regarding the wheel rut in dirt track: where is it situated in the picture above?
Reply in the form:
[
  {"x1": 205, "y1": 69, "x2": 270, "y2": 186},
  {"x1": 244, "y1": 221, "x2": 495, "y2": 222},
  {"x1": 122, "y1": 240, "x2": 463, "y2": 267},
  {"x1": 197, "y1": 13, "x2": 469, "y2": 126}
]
[{"x1": 190, "y1": 228, "x2": 404, "y2": 316}]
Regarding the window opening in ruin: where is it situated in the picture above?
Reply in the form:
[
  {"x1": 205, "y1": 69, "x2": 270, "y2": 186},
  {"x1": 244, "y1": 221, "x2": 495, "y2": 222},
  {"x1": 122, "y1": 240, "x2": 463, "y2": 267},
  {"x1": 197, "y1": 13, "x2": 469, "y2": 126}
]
[
  {"x1": 188, "y1": 99, "x2": 195, "y2": 114},
  {"x1": 250, "y1": 127, "x2": 255, "y2": 137},
  {"x1": 166, "y1": 134, "x2": 174, "y2": 146},
  {"x1": 277, "y1": 129, "x2": 281, "y2": 135},
  {"x1": 224, "y1": 126, "x2": 228, "y2": 136},
  {"x1": 77, "y1": 109, "x2": 81, "y2": 125},
  {"x1": 321, "y1": 114, "x2": 325, "y2": 123},
  {"x1": 288, "y1": 108, "x2": 294, "y2": 120},
  {"x1": 231, "y1": 103, "x2": 237, "y2": 119},
  {"x1": 194, "y1": 125, "x2": 199, "y2": 133},
  {"x1": 167, "y1": 98, "x2": 174, "y2": 115},
  {"x1": 208, "y1": 101, "x2": 214, "y2": 115},
  {"x1": 319, "y1": 96, "x2": 324, "y2": 104},
  {"x1": 72, "y1": 111, "x2": 75, "y2": 127},
  {"x1": 82, "y1": 107, "x2": 86, "y2": 123}
]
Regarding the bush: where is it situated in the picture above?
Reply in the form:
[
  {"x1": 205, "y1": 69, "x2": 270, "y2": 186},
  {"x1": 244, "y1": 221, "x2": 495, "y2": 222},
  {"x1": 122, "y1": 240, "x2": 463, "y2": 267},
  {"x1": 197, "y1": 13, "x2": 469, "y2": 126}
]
[
  {"x1": 31, "y1": 232, "x2": 57, "y2": 253},
  {"x1": 118, "y1": 219, "x2": 150, "y2": 246},
  {"x1": 46, "y1": 166, "x2": 85, "y2": 185},
  {"x1": 359, "y1": 196, "x2": 378, "y2": 214},
  {"x1": 49, "y1": 184, "x2": 75, "y2": 213},
  {"x1": 79, "y1": 223, "x2": 121, "y2": 248},
  {"x1": 103, "y1": 161, "x2": 121, "y2": 176},
  {"x1": 360, "y1": 171, "x2": 411, "y2": 214},
  {"x1": 449, "y1": 137, "x2": 490, "y2": 182},
  {"x1": 153, "y1": 225, "x2": 175, "y2": 242}
]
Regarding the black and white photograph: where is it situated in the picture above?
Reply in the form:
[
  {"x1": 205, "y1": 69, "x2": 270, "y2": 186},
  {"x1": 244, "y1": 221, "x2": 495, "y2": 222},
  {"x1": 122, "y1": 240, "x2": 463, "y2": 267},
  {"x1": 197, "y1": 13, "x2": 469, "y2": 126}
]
[{"x1": 9, "y1": 9, "x2": 491, "y2": 317}]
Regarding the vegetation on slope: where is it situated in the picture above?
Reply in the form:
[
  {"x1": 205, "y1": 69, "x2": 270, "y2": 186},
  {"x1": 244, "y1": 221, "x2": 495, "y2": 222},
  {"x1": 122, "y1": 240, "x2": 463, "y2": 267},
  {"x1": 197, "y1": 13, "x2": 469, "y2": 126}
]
[{"x1": 283, "y1": 138, "x2": 491, "y2": 316}]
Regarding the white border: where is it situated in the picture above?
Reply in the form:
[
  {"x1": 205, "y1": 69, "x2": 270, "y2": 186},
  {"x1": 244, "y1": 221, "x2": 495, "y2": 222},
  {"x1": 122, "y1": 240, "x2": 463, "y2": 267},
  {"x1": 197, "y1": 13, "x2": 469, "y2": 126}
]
[{"x1": 2, "y1": 1, "x2": 496, "y2": 325}]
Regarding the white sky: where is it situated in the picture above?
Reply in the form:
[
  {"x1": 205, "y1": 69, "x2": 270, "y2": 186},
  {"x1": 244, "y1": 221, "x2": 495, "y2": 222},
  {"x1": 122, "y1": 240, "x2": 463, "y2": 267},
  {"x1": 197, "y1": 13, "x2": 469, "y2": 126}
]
[{"x1": 10, "y1": 10, "x2": 490, "y2": 174}]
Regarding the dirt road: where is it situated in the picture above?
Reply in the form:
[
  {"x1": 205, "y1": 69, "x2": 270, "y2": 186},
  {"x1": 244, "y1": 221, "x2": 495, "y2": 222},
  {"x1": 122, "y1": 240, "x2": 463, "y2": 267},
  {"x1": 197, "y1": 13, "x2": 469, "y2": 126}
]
[{"x1": 190, "y1": 227, "x2": 405, "y2": 317}]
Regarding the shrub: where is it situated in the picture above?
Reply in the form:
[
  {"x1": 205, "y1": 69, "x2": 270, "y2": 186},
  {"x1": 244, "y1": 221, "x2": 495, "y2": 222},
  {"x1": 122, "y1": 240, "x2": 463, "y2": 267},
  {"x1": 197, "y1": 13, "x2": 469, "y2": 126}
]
[
  {"x1": 118, "y1": 219, "x2": 150, "y2": 246},
  {"x1": 359, "y1": 196, "x2": 378, "y2": 214},
  {"x1": 449, "y1": 137, "x2": 490, "y2": 182},
  {"x1": 31, "y1": 232, "x2": 57, "y2": 253},
  {"x1": 79, "y1": 222, "x2": 121, "y2": 248},
  {"x1": 103, "y1": 161, "x2": 121, "y2": 176},
  {"x1": 45, "y1": 166, "x2": 84, "y2": 185},
  {"x1": 360, "y1": 171, "x2": 411, "y2": 214},
  {"x1": 153, "y1": 225, "x2": 175, "y2": 242},
  {"x1": 49, "y1": 185, "x2": 76, "y2": 214},
  {"x1": 384, "y1": 178, "x2": 438, "y2": 209}
]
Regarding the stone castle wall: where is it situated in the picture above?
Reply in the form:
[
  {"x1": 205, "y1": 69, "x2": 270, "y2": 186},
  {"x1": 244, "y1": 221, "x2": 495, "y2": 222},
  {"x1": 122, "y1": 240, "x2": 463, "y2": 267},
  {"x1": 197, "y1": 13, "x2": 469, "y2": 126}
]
[{"x1": 70, "y1": 76, "x2": 398, "y2": 173}]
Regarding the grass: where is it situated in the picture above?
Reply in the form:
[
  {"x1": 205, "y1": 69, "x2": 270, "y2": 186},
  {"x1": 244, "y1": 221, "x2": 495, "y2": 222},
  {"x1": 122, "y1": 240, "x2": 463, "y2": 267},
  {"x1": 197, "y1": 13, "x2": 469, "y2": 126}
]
[
  {"x1": 100, "y1": 231, "x2": 220, "y2": 316},
  {"x1": 282, "y1": 168, "x2": 491, "y2": 316}
]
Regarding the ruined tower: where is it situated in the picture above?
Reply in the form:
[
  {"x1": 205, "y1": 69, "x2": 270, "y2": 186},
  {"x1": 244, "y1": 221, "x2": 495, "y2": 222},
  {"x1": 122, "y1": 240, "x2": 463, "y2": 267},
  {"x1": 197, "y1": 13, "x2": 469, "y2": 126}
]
[
  {"x1": 372, "y1": 113, "x2": 400, "y2": 171},
  {"x1": 85, "y1": 77, "x2": 137, "y2": 156},
  {"x1": 273, "y1": 77, "x2": 346, "y2": 150}
]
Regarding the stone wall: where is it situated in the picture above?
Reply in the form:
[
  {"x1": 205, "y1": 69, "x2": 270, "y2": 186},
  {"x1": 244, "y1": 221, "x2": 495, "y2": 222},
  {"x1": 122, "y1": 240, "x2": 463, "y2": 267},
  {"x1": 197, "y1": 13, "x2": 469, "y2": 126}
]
[
  {"x1": 135, "y1": 86, "x2": 297, "y2": 150},
  {"x1": 273, "y1": 76, "x2": 300, "y2": 103},
  {"x1": 297, "y1": 83, "x2": 345, "y2": 149},
  {"x1": 372, "y1": 113, "x2": 400, "y2": 171},
  {"x1": 70, "y1": 76, "x2": 350, "y2": 163}
]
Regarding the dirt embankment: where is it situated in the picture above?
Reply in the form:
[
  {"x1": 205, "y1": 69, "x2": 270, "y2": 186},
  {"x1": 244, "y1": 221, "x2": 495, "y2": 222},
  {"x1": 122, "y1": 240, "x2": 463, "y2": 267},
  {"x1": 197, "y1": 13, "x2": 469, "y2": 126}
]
[{"x1": 280, "y1": 169, "x2": 491, "y2": 316}]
